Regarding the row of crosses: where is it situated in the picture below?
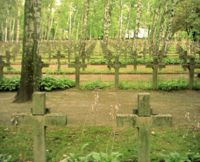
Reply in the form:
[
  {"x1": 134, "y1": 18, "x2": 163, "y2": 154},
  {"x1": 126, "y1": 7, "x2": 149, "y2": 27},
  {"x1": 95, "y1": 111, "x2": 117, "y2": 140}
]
[{"x1": 12, "y1": 92, "x2": 172, "y2": 162}]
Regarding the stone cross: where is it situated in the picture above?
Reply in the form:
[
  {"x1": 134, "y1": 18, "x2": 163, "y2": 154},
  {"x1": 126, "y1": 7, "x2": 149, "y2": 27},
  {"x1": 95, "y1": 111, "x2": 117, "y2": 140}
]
[
  {"x1": 177, "y1": 45, "x2": 188, "y2": 67},
  {"x1": 12, "y1": 45, "x2": 20, "y2": 62},
  {"x1": 56, "y1": 50, "x2": 62, "y2": 71},
  {"x1": 5, "y1": 50, "x2": 12, "y2": 71},
  {"x1": 101, "y1": 41, "x2": 113, "y2": 70},
  {"x1": 68, "y1": 55, "x2": 87, "y2": 88},
  {"x1": 36, "y1": 56, "x2": 49, "y2": 79},
  {"x1": 85, "y1": 42, "x2": 96, "y2": 62},
  {"x1": 110, "y1": 55, "x2": 126, "y2": 88},
  {"x1": 146, "y1": 57, "x2": 165, "y2": 89},
  {"x1": 0, "y1": 55, "x2": 6, "y2": 80},
  {"x1": 182, "y1": 56, "x2": 200, "y2": 89},
  {"x1": 116, "y1": 93, "x2": 172, "y2": 162},
  {"x1": 12, "y1": 92, "x2": 67, "y2": 162},
  {"x1": 79, "y1": 40, "x2": 87, "y2": 71},
  {"x1": 130, "y1": 49, "x2": 142, "y2": 71}
]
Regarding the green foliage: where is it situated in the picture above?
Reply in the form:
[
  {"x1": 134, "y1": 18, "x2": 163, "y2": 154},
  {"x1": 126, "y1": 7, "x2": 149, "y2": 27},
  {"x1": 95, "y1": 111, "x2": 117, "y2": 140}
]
[
  {"x1": 0, "y1": 126, "x2": 199, "y2": 162},
  {"x1": 0, "y1": 77, "x2": 75, "y2": 92},
  {"x1": 193, "y1": 81, "x2": 200, "y2": 90},
  {"x1": 119, "y1": 81, "x2": 152, "y2": 90},
  {"x1": 39, "y1": 77, "x2": 75, "y2": 91},
  {"x1": 81, "y1": 80, "x2": 111, "y2": 90},
  {"x1": 0, "y1": 154, "x2": 13, "y2": 162},
  {"x1": 158, "y1": 79, "x2": 188, "y2": 91},
  {"x1": 158, "y1": 152, "x2": 200, "y2": 162},
  {"x1": 163, "y1": 57, "x2": 181, "y2": 65},
  {"x1": 0, "y1": 78, "x2": 20, "y2": 91},
  {"x1": 64, "y1": 151, "x2": 122, "y2": 162}
]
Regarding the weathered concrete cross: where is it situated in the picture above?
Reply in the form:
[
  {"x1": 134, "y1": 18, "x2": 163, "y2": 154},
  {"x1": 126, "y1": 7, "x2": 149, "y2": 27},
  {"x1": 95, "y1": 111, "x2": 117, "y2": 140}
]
[
  {"x1": 12, "y1": 92, "x2": 67, "y2": 162},
  {"x1": 0, "y1": 55, "x2": 6, "y2": 80},
  {"x1": 182, "y1": 56, "x2": 200, "y2": 89},
  {"x1": 68, "y1": 55, "x2": 87, "y2": 88},
  {"x1": 146, "y1": 57, "x2": 165, "y2": 89},
  {"x1": 101, "y1": 41, "x2": 113, "y2": 70},
  {"x1": 36, "y1": 55, "x2": 49, "y2": 79},
  {"x1": 56, "y1": 50, "x2": 62, "y2": 71},
  {"x1": 116, "y1": 93, "x2": 172, "y2": 162},
  {"x1": 5, "y1": 50, "x2": 12, "y2": 71},
  {"x1": 110, "y1": 55, "x2": 126, "y2": 88},
  {"x1": 130, "y1": 48, "x2": 142, "y2": 71}
]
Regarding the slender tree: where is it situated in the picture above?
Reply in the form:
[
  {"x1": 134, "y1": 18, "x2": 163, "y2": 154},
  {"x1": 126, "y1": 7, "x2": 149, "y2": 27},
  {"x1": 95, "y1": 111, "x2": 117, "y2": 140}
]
[
  {"x1": 14, "y1": 0, "x2": 41, "y2": 102},
  {"x1": 103, "y1": 0, "x2": 112, "y2": 44}
]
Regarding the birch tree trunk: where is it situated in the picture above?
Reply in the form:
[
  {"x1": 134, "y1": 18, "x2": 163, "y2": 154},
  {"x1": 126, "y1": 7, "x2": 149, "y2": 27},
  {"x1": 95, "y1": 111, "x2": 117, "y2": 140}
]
[
  {"x1": 14, "y1": 0, "x2": 41, "y2": 102},
  {"x1": 103, "y1": 0, "x2": 112, "y2": 44}
]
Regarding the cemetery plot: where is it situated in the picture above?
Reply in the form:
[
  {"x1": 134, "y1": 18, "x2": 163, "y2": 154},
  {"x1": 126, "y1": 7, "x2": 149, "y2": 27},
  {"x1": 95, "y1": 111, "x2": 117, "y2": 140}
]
[
  {"x1": 146, "y1": 57, "x2": 166, "y2": 89},
  {"x1": 68, "y1": 55, "x2": 87, "y2": 88},
  {"x1": 12, "y1": 92, "x2": 67, "y2": 162},
  {"x1": 182, "y1": 56, "x2": 200, "y2": 89},
  {"x1": 0, "y1": 56, "x2": 6, "y2": 80},
  {"x1": 117, "y1": 93, "x2": 172, "y2": 162}
]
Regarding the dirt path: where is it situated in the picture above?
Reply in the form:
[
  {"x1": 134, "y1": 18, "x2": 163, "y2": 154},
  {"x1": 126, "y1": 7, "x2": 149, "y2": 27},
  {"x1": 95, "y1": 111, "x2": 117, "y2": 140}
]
[{"x1": 0, "y1": 90, "x2": 200, "y2": 128}]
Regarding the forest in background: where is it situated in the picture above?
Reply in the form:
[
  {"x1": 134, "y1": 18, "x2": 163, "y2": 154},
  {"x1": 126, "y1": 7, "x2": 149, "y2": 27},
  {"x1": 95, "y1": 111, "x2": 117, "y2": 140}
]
[{"x1": 0, "y1": 0, "x2": 199, "y2": 42}]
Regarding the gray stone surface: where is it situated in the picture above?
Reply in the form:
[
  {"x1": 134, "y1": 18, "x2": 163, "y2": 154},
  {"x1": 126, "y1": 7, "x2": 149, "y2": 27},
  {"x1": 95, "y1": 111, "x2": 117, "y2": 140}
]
[{"x1": 116, "y1": 93, "x2": 173, "y2": 162}]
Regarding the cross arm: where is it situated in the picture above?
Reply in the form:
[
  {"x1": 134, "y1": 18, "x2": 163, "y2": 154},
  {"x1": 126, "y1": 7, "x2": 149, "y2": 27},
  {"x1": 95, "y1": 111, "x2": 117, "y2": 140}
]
[
  {"x1": 42, "y1": 62, "x2": 49, "y2": 68},
  {"x1": 182, "y1": 64, "x2": 189, "y2": 69},
  {"x1": 68, "y1": 63, "x2": 75, "y2": 68},
  {"x1": 44, "y1": 113, "x2": 67, "y2": 126},
  {"x1": 194, "y1": 64, "x2": 200, "y2": 69},
  {"x1": 11, "y1": 113, "x2": 35, "y2": 126},
  {"x1": 146, "y1": 64, "x2": 153, "y2": 68},
  {"x1": 158, "y1": 64, "x2": 166, "y2": 68},
  {"x1": 116, "y1": 114, "x2": 137, "y2": 127},
  {"x1": 152, "y1": 114, "x2": 173, "y2": 127}
]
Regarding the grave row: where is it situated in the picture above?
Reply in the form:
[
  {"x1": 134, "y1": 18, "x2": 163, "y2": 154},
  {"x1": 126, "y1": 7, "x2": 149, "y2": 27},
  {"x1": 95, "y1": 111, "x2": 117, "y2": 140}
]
[
  {"x1": 12, "y1": 92, "x2": 172, "y2": 162},
  {"x1": 0, "y1": 53, "x2": 200, "y2": 90}
]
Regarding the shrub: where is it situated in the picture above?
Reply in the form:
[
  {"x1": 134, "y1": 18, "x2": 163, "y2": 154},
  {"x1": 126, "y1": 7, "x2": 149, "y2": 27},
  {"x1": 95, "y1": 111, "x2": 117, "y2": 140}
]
[
  {"x1": 81, "y1": 80, "x2": 111, "y2": 90},
  {"x1": 0, "y1": 154, "x2": 13, "y2": 162},
  {"x1": 119, "y1": 81, "x2": 152, "y2": 90},
  {"x1": 0, "y1": 78, "x2": 20, "y2": 91},
  {"x1": 39, "y1": 77, "x2": 75, "y2": 91},
  {"x1": 157, "y1": 152, "x2": 200, "y2": 162},
  {"x1": 61, "y1": 152, "x2": 122, "y2": 162},
  {"x1": 158, "y1": 79, "x2": 188, "y2": 91},
  {"x1": 0, "y1": 77, "x2": 75, "y2": 92}
]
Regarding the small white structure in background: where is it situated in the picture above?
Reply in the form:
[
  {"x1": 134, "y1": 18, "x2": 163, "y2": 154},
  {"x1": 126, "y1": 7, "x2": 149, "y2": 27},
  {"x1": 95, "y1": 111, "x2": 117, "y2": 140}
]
[{"x1": 125, "y1": 28, "x2": 148, "y2": 39}]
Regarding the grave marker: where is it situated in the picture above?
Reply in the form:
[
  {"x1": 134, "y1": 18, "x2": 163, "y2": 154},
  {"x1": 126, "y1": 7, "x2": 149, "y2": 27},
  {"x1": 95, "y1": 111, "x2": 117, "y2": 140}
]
[
  {"x1": 182, "y1": 56, "x2": 200, "y2": 89},
  {"x1": 68, "y1": 55, "x2": 87, "y2": 88},
  {"x1": 146, "y1": 57, "x2": 165, "y2": 89},
  {"x1": 36, "y1": 55, "x2": 49, "y2": 79},
  {"x1": 0, "y1": 56, "x2": 6, "y2": 80},
  {"x1": 5, "y1": 50, "x2": 12, "y2": 70},
  {"x1": 110, "y1": 55, "x2": 126, "y2": 88},
  {"x1": 177, "y1": 45, "x2": 187, "y2": 65},
  {"x1": 130, "y1": 48, "x2": 142, "y2": 71},
  {"x1": 101, "y1": 41, "x2": 113, "y2": 70},
  {"x1": 56, "y1": 50, "x2": 62, "y2": 71},
  {"x1": 12, "y1": 92, "x2": 67, "y2": 162},
  {"x1": 116, "y1": 93, "x2": 173, "y2": 162}
]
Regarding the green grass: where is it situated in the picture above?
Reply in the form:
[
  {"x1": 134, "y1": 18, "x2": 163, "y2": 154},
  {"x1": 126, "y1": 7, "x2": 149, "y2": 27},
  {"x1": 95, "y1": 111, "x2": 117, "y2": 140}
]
[
  {"x1": 0, "y1": 126, "x2": 199, "y2": 162},
  {"x1": 80, "y1": 80, "x2": 111, "y2": 90},
  {"x1": 1, "y1": 77, "x2": 200, "y2": 91}
]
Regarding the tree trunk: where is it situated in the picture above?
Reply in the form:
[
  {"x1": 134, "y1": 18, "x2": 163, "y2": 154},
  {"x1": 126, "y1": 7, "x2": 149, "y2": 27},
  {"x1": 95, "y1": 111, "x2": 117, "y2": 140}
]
[
  {"x1": 103, "y1": 0, "x2": 112, "y2": 44},
  {"x1": 14, "y1": 0, "x2": 41, "y2": 102},
  {"x1": 134, "y1": 0, "x2": 142, "y2": 39},
  {"x1": 15, "y1": 0, "x2": 20, "y2": 42}
]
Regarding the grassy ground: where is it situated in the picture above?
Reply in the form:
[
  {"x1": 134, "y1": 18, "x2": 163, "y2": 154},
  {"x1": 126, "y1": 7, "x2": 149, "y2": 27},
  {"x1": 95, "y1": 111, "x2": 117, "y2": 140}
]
[
  {"x1": 0, "y1": 90, "x2": 200, "y2": 161},
  {"x1": 0, "y1": 126, "x2": 200, "y2": 162}
]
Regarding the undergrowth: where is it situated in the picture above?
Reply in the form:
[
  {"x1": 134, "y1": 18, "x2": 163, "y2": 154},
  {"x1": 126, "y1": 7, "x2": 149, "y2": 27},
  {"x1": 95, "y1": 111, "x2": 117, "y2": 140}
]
[
  {"x1": 0, "y1": 77, "x2": 200, "y2": 91},
  {"x1": 0, "y1": 126, "x2": 199, "y2": 162}
]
